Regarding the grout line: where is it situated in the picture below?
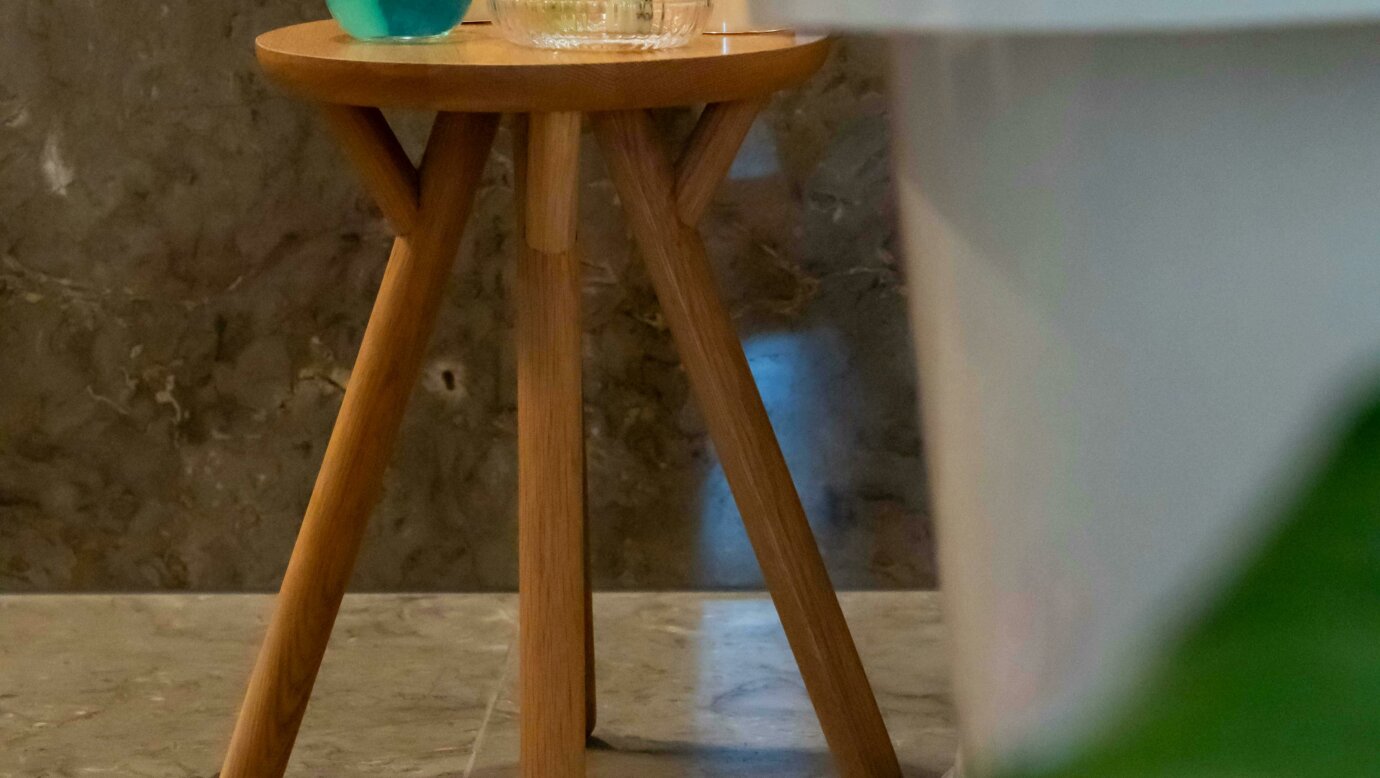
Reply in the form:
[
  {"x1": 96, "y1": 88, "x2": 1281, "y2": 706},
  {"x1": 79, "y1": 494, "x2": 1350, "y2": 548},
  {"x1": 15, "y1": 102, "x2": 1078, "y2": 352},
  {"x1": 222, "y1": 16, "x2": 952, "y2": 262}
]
[{"x1": 464, "y1": 610, "x2": 518, "y2": 778}]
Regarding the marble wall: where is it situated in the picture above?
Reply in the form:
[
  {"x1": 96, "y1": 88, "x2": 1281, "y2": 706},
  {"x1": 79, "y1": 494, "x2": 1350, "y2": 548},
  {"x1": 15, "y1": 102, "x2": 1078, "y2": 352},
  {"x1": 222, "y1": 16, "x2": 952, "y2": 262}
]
[{"x1": 0, "y1": 1, "x2": 931, "y2": 591}]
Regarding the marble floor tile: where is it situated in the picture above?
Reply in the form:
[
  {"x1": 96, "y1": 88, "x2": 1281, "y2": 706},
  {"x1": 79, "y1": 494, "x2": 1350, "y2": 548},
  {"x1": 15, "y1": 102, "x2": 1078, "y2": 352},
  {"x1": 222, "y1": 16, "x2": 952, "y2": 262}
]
[
  {"x1": 0, "y1": 594, "x2": 516, "y2": 777},
  {"x1": 0, "y1": 592, "x2": 954, "y2": 777}
]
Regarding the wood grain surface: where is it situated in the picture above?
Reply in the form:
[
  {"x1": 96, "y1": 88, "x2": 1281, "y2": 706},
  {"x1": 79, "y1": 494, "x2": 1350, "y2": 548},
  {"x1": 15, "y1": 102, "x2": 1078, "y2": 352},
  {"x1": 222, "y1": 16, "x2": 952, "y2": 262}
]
[
  {"x1": 516, "y1": 112, "x2": 589, "y2": 777},
  {"x1": 256, "y1": 22, "x2": 830, "y2": 113},
  {"x1": 674, "y1": 99, "x2": 763, "y2": 225}
]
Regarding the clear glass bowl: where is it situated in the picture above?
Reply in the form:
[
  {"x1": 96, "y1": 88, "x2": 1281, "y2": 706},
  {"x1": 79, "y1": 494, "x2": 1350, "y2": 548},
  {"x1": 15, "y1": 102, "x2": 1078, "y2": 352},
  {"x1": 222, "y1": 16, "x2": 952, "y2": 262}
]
[
  {"x1": 491, "y1": 0, "x2": 712, "y2": 51},
  {"x1": 326, "y1": 0, "x2": 471, "y2": 41}
]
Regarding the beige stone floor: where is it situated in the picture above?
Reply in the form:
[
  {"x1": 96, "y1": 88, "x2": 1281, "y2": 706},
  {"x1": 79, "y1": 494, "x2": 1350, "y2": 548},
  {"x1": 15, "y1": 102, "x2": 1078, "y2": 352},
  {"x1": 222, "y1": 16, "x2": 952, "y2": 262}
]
[{"x1": 0, "y1": 592, "x2": 956, "y2": 777}]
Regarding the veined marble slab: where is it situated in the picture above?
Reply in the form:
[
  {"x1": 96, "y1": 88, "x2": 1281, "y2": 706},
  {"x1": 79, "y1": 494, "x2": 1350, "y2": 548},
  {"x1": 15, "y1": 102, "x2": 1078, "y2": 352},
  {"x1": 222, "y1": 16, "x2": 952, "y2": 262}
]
[{"x1": 0, "y1": 592, "x2": 955, "y2": 777}]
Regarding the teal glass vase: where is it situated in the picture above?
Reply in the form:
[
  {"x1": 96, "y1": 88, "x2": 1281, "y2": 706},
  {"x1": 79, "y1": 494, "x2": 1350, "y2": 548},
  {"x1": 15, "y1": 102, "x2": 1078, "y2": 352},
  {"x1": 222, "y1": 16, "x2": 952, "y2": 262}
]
[{"x1": 326, "y1": 0, "x2": 471, "y2": 41}]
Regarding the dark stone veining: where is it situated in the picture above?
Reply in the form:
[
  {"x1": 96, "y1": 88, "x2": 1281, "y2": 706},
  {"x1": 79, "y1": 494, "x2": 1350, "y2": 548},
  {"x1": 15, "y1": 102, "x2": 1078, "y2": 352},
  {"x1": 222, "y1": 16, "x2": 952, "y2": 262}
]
[{"x1": 0, "y1": 1, "x2": 930, "y2": 591}]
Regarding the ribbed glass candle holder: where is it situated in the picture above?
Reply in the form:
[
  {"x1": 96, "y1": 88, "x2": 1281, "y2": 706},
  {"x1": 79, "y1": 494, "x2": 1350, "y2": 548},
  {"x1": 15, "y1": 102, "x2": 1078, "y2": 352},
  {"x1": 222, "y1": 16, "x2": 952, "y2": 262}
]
[{"x1": 491, "y1": 0, "x2": 712, "y2": 50}]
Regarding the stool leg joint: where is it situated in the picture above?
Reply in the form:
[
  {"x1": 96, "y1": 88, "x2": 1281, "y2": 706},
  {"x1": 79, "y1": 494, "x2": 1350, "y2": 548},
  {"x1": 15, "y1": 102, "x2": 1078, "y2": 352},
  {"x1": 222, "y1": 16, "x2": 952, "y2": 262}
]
[{"x1": 673, "y1": 99, "x2": 764, "y2": 227}]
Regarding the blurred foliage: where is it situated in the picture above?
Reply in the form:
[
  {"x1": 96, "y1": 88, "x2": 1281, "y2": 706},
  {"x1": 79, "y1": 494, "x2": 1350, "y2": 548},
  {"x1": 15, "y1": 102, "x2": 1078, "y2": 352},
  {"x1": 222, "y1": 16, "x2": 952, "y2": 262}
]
[{"x1": 1001, "y1": 392, "x2": 1380, "y2": 777}]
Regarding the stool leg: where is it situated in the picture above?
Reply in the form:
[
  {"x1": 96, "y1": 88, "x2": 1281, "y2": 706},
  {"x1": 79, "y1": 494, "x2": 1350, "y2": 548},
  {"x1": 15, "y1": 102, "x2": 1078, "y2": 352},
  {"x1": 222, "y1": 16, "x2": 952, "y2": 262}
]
[
  {"x1": 219, "y1": 110, "x2": 498, "y2": 778},
  {"x1": 513, "y1": 115, "x2": 598, "y2": 740},
  {"x1": 592, "y1": 108, "x2": 901, "y2": 778},
  {"x1": 516, "y1": 111, "x2": 588, "y2": 777}
]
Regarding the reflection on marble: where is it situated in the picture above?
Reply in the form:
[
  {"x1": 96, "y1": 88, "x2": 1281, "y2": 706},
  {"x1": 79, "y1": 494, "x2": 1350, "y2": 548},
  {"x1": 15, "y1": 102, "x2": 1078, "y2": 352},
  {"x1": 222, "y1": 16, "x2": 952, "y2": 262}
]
[
  {"x1": 0, "y1": 0, "x2": 929, "y2": 592},
  {"x1": 0, "y1": 592, "x2": 955, "y2": 777},
  {"x1": 472, "y1": 592, "x2": 956, "y2": 777}
]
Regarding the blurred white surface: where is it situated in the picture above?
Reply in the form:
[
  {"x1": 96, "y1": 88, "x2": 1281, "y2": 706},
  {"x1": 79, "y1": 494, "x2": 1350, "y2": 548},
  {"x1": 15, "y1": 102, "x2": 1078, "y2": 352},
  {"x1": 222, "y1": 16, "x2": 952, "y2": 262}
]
[
  {"x1": 748, "y1": 0, "x2": 1380, "y2": 771},
  {"x1": 748, "y1": 0, "x2": 1380, "y2": 33},
  {"x1": 893, "y1": 22, "x2": 1380, "y2": 776}
]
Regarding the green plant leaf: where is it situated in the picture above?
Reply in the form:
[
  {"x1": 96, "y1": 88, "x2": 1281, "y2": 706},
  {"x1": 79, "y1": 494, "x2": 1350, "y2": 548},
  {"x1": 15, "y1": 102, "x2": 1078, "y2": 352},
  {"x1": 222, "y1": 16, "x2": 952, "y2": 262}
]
[{"x1": 1000, "y1": 392, "x2": 1380, "y2": 777}]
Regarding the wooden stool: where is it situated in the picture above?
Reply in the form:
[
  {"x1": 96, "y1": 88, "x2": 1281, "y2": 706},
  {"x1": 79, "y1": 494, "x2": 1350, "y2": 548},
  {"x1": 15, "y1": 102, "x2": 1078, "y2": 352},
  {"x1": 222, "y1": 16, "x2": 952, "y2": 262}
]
[{"x1": 223, "y1": 21, "x2": 899, "y2": 778}]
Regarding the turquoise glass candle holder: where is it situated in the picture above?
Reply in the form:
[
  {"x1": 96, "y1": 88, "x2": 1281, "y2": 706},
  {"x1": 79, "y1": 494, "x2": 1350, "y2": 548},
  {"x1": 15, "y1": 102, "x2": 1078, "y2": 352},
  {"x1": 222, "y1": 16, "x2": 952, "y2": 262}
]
[{"x1": 326, "y1": 0, "x2": 471, "y2": 41}]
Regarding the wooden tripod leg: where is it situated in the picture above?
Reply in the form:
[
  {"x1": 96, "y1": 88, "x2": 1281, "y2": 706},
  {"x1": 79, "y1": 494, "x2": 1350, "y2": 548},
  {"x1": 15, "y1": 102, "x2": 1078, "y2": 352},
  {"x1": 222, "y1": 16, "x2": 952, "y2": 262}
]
[
  {"x1": 512, "y1": 114, "x2": 597, "y2": 742},
  {"x1": 512, "y1": 115, "x2": 598, "y2": 740},
  {"x1": 592, "y1": 108, "x2": 901, "y2": 778},
  {"x1": 516, "y1": 111, "x2": 588, "y2": 777},
  {"x1": 220, "y1": 110, "x2": 499, "y2": 778}
]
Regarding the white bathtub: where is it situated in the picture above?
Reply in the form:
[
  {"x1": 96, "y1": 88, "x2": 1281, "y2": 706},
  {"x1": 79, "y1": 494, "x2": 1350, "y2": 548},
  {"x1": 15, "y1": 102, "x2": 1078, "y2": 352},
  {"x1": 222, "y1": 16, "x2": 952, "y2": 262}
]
[{"x1": 750, "y1": 2, "x2": 1380, "y2": 774}]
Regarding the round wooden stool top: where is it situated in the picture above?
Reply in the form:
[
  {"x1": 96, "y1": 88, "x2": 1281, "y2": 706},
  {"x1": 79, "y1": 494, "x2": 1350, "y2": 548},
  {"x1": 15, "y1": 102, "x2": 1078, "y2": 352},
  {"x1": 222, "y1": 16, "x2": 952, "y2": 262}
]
[{"x1": 255, "y1": 21, "x2": 830, "y2": 113}]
